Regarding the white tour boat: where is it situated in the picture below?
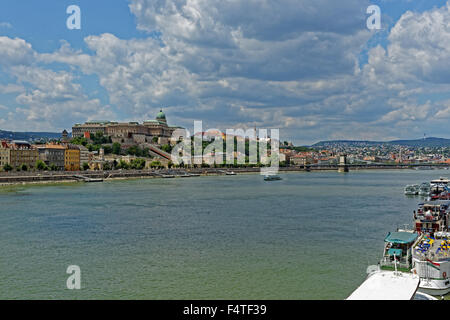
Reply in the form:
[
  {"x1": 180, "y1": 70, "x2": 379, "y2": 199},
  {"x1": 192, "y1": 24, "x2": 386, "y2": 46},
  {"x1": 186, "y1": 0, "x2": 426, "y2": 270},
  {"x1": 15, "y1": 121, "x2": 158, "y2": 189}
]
[
  {"x1": 347, "y1": 268, "x2": 437, "y2": 300},
  {"x1": 412, "y1": 200, "x2": 450, "y2": 295}
]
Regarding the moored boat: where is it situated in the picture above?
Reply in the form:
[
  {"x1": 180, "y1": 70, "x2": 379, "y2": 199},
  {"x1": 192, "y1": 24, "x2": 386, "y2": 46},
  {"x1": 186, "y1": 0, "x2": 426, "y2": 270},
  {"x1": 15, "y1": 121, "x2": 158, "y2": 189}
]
[
  {"x1": 405, "y1": 184, "x2": 419, "y2": 195},
  {"x1": 347, "y1": 268, "x2": 437, "y2": 300},
  {"x1": 411, "y1": 200, "x2": 450, "y2": 295},
  {"x1": 419, "y1": 182, "x2": 431, "y2": 197},
  {"x1": 412, "y1": 233, "x2": 450, "y2": 296}
]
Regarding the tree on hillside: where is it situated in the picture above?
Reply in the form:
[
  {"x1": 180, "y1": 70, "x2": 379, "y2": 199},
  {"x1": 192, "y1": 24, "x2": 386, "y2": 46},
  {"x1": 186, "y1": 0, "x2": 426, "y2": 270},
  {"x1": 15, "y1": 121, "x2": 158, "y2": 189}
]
[
  {"x1": 103, "y1": 162, "x2": 111, "y2": 171},
  {"x1": 71, "y1": 137, "x2": 88, "y2": 146},
  {"x1": 150, "y1": 160, "x2": 162, "y2": 168},
  {"x1": 82, "y1": 162, "x2": 90, "y2": 171},
  {"x1": 161, "y1": 144, "x2": 172, "y2": 153},
  {"x1": 103, "y1": 145, "x2": 112, "y2": 154},
  {"x1": 127, "y1": 145, "x2": 143, "y2": 156},
  {"x1": 112, "y1": 142, "x2": 121, "y2": 155},
  {"x1": 91, "y1": 132, "x2": 109, "y2": 145},
  {"x1": 130, "y1": 158, "x2": 146, "y2": 170},
  {"x1": 117, "y1": 160, "x2": 129, "y2": 170}
]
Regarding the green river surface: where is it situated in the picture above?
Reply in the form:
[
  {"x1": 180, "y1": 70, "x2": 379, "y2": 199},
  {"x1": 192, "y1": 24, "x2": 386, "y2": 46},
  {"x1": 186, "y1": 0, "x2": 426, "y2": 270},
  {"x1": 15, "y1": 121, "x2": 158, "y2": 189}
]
[{"x1": 1, "y1": 169, "x2": 448, "y2": 299}]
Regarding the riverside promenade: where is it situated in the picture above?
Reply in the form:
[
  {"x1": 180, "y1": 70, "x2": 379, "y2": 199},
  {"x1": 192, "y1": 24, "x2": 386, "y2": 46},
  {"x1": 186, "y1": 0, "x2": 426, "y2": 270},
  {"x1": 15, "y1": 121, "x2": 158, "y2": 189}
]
[{"x1": 0, "y1": 164, "x2": 448, "y2": 185}]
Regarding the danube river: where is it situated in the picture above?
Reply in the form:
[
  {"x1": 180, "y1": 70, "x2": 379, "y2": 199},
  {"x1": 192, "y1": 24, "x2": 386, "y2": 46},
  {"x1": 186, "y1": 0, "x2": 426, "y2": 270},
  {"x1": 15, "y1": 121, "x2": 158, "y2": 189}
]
[{"x1": 0, "y1": 169, "x2": 447, "y2": 299}]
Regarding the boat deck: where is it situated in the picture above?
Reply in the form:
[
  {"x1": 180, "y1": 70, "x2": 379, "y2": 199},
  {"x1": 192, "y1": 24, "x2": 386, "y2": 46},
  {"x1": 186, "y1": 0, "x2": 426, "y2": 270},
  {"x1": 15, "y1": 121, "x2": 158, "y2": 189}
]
[
  {"x1": 347, "y1": 271, "x2": 420, "y2": 300},
  {"x1": 413, "y1": 235, "x2": 450, "y2": 261}
]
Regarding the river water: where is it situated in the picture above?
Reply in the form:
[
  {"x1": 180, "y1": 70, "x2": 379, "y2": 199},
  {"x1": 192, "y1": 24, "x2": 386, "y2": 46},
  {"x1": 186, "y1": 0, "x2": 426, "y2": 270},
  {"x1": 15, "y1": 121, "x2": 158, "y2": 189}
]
[{"x1": 0, "y1": 169, "x2": 448, "y2": 299}]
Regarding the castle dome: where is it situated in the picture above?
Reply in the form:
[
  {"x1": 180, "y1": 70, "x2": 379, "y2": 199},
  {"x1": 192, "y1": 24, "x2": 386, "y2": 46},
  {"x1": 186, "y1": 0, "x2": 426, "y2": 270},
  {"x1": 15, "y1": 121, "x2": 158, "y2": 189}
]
[{"x1": 156, "y1": 109, "x2": 166, "y2": 120}]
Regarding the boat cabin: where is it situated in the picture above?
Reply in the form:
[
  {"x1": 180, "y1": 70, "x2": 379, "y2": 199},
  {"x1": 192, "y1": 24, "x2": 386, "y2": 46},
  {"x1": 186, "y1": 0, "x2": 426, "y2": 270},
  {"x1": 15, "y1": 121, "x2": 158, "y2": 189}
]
[
  {"x1": 414, "y1": 201, "x2": 450, "y2": 235},
  {"x1": 430, "y1": 178, "x2": 450, "y2": 199},
  {"x1": 380, "y1": 231, "x2": 418, "y2": 272}
]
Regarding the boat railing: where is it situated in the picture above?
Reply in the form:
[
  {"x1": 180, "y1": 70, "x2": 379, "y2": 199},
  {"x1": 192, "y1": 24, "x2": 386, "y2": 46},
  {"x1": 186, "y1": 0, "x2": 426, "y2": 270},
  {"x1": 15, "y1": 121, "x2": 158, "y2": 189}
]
[
  {"x1": 413, "y1": 248, "x2": 450, "y2": 261},
  {"x1": 379, "y1": 257, "x2": 410, "y2": 270}
]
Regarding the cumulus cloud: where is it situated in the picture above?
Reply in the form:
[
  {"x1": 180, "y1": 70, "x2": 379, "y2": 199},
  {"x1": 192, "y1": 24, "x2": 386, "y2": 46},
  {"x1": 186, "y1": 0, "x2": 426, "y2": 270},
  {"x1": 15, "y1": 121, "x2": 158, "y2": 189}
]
[
  {"x1": 38, "y1": 0, "x2": 374, "y2": 134},
  {"x1": 0, "y1": 37, "x2": 35, "y2": 67},
  {"x1": 365, "y1": 2, "x2": 450, "y2": 85},
  {"x1": 0, "y1": 37, "x2": 114, "y2": 132},
  {"x1": 2, "y1": 0, "x2": 450, "y2": 142}
]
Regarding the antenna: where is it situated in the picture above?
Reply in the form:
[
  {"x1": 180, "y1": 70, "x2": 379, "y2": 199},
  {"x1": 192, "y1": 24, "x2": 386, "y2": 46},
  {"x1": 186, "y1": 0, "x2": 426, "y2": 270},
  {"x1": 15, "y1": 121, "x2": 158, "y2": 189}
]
[{"x1": 394, "y1": 253, "x2": 398, "y2": 275}]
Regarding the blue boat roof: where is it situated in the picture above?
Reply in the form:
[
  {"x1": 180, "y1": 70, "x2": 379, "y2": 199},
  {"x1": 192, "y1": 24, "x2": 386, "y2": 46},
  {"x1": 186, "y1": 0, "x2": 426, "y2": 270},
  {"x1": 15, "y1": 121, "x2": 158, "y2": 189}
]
[
  {"x1": 387, "y1": 248, "x2": 403, "y2": 256},
  {"x1": 384, "y1": 232, "x2": 418, "y2": 244}
]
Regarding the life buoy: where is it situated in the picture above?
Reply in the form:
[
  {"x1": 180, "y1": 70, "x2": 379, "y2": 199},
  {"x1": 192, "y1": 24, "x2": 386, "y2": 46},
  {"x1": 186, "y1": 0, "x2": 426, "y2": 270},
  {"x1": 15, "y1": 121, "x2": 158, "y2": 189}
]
[{"x1": 443, "y1": 272, "x2": 447, "y2": 278}]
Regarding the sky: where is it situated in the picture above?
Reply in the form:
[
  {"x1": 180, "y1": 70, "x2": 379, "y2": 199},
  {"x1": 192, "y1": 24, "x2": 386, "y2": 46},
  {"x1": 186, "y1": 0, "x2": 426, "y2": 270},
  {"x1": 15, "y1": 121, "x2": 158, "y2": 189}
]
[{"x1": 0, "y1": 0, "x2": 450, "y2": 145}]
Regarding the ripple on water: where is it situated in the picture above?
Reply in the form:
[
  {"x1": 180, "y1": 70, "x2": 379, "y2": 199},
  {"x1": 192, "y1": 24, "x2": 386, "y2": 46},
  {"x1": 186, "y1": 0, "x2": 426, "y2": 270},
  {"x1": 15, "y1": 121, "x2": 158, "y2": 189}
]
[{"x1": 0, "y1": 170, "x2": 446, "y2": 299}]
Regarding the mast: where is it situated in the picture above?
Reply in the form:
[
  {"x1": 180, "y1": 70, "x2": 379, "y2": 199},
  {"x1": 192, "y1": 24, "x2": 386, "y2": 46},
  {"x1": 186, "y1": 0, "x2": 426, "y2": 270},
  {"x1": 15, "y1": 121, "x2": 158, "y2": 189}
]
[{"x1": 394, "y1": 253, "x2": 398, "y2": 275}]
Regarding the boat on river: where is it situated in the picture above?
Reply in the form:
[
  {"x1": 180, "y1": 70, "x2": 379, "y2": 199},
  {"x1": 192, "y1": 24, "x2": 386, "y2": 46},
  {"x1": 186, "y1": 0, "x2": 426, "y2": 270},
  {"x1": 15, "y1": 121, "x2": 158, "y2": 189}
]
[
  {"x1": 430, "y1": 178, "x2": 450, "y2": 200},
  {"x1": 411, "y1": 200, "x2": 450, "y2": 295},
  {"x1": 405, "y1": 184, "x2": 419, "y2": 195},
  {"x1": 419, "y1": 182, "x2": 431, "y2": 197},
  {"x1": 264, "y1": 175, "x2": 282, "y2": 181},
  {"x1": 349, "y1": 228, "x2": 439, "y2": 300},
  {"x1": 347, "y1": 268, "x2": 437, "y2": 300}
]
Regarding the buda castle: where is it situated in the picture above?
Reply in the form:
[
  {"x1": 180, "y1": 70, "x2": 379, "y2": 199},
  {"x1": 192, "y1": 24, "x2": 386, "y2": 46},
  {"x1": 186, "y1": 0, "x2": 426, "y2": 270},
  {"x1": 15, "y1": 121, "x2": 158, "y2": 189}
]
[{"x1": 72, "y1": 109, "x2": 183, "y2": 146}]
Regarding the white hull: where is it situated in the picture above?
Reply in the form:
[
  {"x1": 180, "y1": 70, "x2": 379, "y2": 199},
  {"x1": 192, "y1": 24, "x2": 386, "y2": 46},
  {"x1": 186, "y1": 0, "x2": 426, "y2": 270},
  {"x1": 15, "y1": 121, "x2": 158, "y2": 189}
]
[
  {"x1": 414, "y1": 291, "x2": 439, "y2": 300},
  {"x1": 413, "y1": 259, "x2": 450, "y2": 296},
  {"x1": 418, "y1": 278, "x2": 450, "y2": 296}
]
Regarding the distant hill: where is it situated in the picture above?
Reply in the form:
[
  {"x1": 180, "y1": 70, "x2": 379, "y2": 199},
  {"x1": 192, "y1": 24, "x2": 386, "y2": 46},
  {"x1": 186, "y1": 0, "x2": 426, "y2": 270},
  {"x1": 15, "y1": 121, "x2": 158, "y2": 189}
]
[
  {"x1": 312, "y1": 137, "x2": 450, "y2": 148},
  {"x1": 312, "y1": 140, "x2": 381, "y2": 147},
  {"x1": 0, "y1": 129, "x2": 63, "y2": 141},
  {"x1": 389, "y1": 137, "x2": 450, "y2": 147}
]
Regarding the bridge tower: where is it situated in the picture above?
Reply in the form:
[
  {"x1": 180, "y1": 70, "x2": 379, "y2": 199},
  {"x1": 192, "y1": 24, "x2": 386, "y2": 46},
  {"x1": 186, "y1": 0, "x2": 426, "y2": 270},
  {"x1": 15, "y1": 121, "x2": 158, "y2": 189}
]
[{"x1": 338, "y1": 154, "x2": 349, "y2": 173}]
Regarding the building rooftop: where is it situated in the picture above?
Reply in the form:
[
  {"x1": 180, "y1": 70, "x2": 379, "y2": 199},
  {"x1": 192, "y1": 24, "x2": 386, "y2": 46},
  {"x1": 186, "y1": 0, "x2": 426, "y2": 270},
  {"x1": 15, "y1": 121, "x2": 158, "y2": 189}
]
[{"x1": 36, "y1": 144, "x2": 66, "y2": 150}]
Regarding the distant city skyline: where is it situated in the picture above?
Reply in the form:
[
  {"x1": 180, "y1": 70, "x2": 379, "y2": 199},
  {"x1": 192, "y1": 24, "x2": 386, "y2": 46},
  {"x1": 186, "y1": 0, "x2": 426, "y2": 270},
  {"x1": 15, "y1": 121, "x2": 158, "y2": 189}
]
[{"x1": 0, "y1": 0, "x2": 450, "y2": 144}]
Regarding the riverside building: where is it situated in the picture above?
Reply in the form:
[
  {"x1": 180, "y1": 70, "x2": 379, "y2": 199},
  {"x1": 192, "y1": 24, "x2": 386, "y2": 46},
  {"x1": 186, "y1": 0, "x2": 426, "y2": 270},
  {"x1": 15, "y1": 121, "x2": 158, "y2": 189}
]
[
  {"x1": 64, "y1": 144, "x2": 81, "y2": 171},
  {"x1": 37, "y1": 144, "x2": 66, "y2": 171},
  {"x1": 0, "y1": 140, "x2": 39, "y2": 171}
]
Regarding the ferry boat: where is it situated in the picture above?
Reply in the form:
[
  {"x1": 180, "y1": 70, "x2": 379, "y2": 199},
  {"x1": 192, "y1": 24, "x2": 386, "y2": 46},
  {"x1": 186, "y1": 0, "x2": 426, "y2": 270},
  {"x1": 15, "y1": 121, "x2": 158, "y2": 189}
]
[
  {"x1": 431, "y1": 177, "x2": 450, "y2": 186},
  {"x1": 430, "y1": 186, "x2": 450, "y2": 200},
  {"x1": 419, "y1": 182, "x2": 431, "y2": 197},
  {"x1": 349, "y1": 228, "x2": 439, "y2": 300},
  {"x1": 347, "y1": 268, "x2": 437, "y2": 300},
  {"x1": 413, "y1": 201, "x2": 450, "y2": 234},
  {"x1": 411, "y1": 200, "x2": 450, "y2": 295},
  {"x1": 430, "y1": 178, "x2": 450, "y2": 200},
  {"x1": 263, "y1": 175, "x2": 282, "y2": 181},
  {"x1": 405, "y1": 184, "x2": 419, "y2": 195}
]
